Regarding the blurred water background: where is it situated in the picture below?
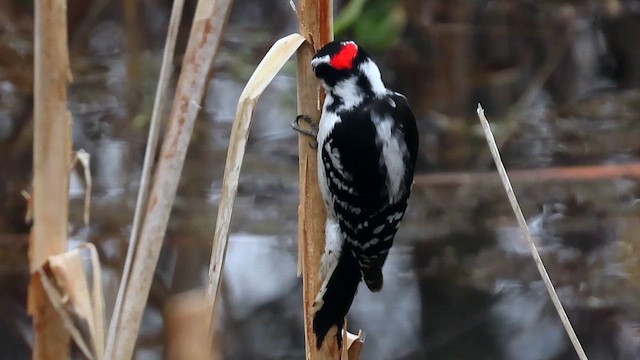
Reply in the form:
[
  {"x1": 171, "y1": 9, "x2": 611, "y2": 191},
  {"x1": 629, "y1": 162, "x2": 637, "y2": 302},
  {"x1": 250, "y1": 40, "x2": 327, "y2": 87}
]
[{"x1": 2, "y1": 0, "x2": 640, "y2": 359}]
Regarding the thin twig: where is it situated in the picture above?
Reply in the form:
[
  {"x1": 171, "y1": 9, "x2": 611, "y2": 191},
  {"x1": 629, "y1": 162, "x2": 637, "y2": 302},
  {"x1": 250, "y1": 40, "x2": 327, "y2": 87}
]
[
  {"x1": 104, "y1": 0, "x2": 184, "y2": 357},
  {"x1": 477, "y1": 104, "x2": 588, "y2": 360}
]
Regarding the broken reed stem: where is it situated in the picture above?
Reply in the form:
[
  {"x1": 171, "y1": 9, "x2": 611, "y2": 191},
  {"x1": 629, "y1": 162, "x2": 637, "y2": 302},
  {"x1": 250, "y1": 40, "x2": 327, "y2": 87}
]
[
  {"x1": 476, "y1": 105, "x2": 588, "y2": 360},
  {"x1": 30, "y1": 0, "x2": 73, "y2": 358},
  {"x1": 104, "y1": 0, "x2": 185, "y2": 357},
  {"x1": 296, "y1": 0, "x2": 338, "y2": 358},
  {"x1": 39, "y1": 244, "x2": 105, "y2": 360},
  {"x1": 205, "y1": 33, "x2": 305, "y2": 337},
  {"x1": 109, "y1": 1, "x2": 232, "y2": 359}
]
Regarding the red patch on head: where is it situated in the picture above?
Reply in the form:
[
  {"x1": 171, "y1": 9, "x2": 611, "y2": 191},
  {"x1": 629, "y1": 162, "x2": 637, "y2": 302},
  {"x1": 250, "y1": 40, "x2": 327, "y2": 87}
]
[{"x1": 329, "y1": 42, "x2": 358, "y2": 70}]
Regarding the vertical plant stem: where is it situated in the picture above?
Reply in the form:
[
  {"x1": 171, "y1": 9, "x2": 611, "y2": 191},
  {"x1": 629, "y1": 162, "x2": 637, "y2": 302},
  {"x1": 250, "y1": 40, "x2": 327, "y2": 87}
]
[
  {"x1": 30, "y1": 0, "x2": 72, "y2": 358},
  {"x1": 104, "y1": 0, "x2": 185, "y2": 357},
  {"x1": 109, "y1": 1, "x2": 233, "y2": 359},
  {"x1": 296, "y1": 0, "x2": 336, "y2": 358},
  {"x1": 476, "y1": 105, "x2": 588, "y2": 360}
]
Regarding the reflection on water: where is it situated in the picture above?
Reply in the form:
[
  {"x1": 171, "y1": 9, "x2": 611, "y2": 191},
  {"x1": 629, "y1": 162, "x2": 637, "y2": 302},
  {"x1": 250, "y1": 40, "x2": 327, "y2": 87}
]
[
  {"x1": 350, "y1": 246, "x2": 422, "y2": 359},
  {"x1": 492, "y1": 285, "x2": 567, "y2": 360}
]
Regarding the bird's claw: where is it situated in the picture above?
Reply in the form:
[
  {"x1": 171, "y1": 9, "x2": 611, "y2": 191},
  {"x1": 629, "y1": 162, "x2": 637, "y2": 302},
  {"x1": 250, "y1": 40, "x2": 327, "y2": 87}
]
[{"x1": 291, "y1": 114, "x2": 319, "y2": 148}]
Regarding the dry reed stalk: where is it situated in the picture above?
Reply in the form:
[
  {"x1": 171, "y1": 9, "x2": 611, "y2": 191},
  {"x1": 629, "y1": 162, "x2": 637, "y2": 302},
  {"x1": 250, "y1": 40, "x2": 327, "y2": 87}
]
[
  {"x1": 109, "y1": 1, "x2": 233, "y2": 358},
  {"x1": 205, "y1": 33, "x2": 306, "y2": 334},
  {"x1": 165, "y1": 290, "x2": 216, "y2": 360},
  {"x1": 29, "y1": 0, "x2": 72, "y2": 357},
  {"x1": 104, "y1": 0, "x2": 185, "y2": 357},
  {"x1": 295, "y1": 0, "x2": 346, "y2": 358},
  {"x1": 477, "y1": 104, "x2": 588, "y2": 360},
  {"x1": 413, "y1": 162, "x2": 640, "y2": 187}
]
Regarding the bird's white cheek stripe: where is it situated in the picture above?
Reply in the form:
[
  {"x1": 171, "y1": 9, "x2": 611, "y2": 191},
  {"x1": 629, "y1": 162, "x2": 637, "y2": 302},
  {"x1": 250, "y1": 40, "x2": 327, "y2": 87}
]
[
  {"x1": 311, "y1": 54, "x2": 330, "y2": 68},
  {"x1": 358, "y1": 59, "x2": 387, "y2": 96}
]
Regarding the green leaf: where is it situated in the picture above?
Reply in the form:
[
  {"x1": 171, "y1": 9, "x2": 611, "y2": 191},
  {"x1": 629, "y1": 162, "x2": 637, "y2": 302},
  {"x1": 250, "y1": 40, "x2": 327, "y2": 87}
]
[
  {"x1": 335, "y1": 0, "x2": 368, "y2": 35},
  {"x1": 353, "y1": 0, "x2": 406, "y2": 51}
]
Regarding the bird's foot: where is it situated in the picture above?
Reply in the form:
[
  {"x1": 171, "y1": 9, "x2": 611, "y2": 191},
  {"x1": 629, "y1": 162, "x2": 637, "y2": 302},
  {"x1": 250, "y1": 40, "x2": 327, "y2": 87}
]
[{"x1": 291, "y1": 115, "x2": 318, "y2": 148}]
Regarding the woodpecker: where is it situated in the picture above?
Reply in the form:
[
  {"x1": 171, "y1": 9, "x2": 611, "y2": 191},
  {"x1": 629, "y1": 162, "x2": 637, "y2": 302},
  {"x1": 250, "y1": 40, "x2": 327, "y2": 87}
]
[{"x1": 294, "y1": 40, "x2": 419, "y2": 349}]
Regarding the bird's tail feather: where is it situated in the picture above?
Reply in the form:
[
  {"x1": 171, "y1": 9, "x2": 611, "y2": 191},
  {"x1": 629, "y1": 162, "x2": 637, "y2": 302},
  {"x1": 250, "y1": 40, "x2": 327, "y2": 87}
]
[{"x1": 312, "y1": 249, "x2": 361, "y2": 349}]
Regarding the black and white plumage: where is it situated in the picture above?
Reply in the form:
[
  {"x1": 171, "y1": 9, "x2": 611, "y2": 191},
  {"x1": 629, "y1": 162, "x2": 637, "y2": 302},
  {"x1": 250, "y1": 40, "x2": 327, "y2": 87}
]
[{"x1": 308, "y1": 41, "x2": 419, "y2": 349}]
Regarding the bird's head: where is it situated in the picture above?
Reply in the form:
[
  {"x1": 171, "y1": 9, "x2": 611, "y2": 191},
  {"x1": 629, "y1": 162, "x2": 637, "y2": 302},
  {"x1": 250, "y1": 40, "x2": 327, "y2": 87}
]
[{"x1": 311, "y1": 41, "x2": 386, "y2": 99}]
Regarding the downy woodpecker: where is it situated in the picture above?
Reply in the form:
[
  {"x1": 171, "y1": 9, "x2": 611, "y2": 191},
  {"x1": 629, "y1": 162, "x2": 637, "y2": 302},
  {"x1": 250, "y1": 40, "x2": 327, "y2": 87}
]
[{"x1": 294, "y1": 40, "x2": 419, "y2": 349}]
